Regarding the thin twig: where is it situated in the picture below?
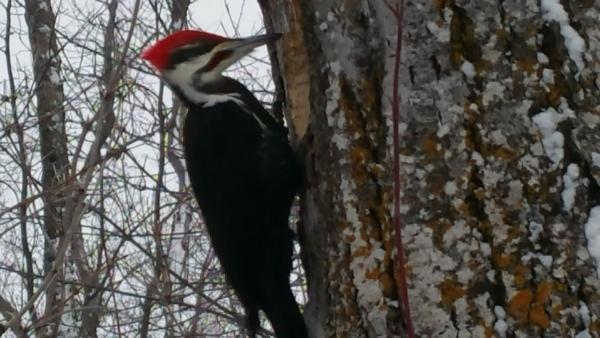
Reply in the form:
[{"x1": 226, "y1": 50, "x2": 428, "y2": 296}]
[{"x1": 384, "y1": 0, "x2": 415, "y2": 337}]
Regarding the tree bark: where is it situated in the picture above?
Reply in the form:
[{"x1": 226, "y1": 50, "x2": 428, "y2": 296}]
[
  {"x1": 24, "y1": 0, "x2": 69, "y2": 336},
  {"x1": 260, "y1": 1, "x2": 401, "y2": 336},
  {"x1": 260, "y1": 0, "x2": 600, "y2": 337}
]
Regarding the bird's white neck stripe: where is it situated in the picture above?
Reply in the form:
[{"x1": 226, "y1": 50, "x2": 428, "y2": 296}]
[
  {"x1": 179, "y1": 84, "x2": 267, "y2": 130},
  {"x1": 179, "y1": 84, "x2": 243, "y2": 108}
]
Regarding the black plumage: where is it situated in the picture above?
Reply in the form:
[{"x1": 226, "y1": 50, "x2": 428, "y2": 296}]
[
  {"x1": 143, "y1": 30, "x2": 308, "y2": 338},
  {"x1": 182, "y1": 78, "x2": 306, "y2": 337}
]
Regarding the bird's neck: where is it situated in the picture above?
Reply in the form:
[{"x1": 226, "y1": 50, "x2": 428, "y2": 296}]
[{"x1": 170, "y1": 75, "x2": 246, "y2": 108}]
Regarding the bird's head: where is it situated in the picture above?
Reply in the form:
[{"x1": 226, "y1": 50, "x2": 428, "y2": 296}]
[{"x1": 142, "y1": 30, "x2": 280, "y2": 105}]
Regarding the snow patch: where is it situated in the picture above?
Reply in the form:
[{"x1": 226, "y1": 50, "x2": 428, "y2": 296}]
[
  {"x1": 575, "y1": 330, "x2": 592, "y2": 338},
  {"x1": 444, "y1": 181, "x2": 457, "y2": 196},
  {"x1": 541, "y1": 0, "x2": 586, "y2": 73},
  {"x1": 529, "y1": 221, "x2": 543, "y2": 243},
  {"x1": 579, "y1": 301, "x2": 590, "y2": 326},
  {"x1": 584, "y1": 206, "x2": 600, "y2": 277},
  {"x1": 562, "y1": 163, "x2": 579, "y2": 211},
  {"x1": 592, "y1": 152, "x2": 600, "y2": 168},
  {"x1": 537, "y1": 52, "x2": 550, "y2": 64},
  {"x1": 532, "y1": 107, "x2": 572, "y2": 165},
  {"x1": 49, "y1": 67, "x2": 60, "y2": 84},
  {"x1": 173, "y1": 19, "x2": 184, "y2": 30},
  {"x1": 460, "y1": 61, "x2": 476, "y2": 80},
  {"x1": 542, "y1": 68, "x2": 555, "y2": 85},
  {"x1": 494, "y1": 319, "x2": 508, "y2": 338},
  {"x1": 538, "y1": 254, "x2": 553, "y2": 268},
  {"x1": 39, "y1": 24, "x2": 51, "y2": 34}
]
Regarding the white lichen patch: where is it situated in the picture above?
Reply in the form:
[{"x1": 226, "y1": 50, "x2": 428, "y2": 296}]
[
  {"x1": 471, "y1": 152, "x2": 484, "y2": 166},
  {"x1": 506, "y1": 180, "x2": 523, "y2": 206},
  {"x1": 473, "y1": 292, "x2": 495, "y2": 326},
  {"x1": 562, "y1": 163, "x2": 580, "y2": 211},
  {"x1": 426, "y1": 21, "x2": 450, "y2": 43},
  {"x1": 437, "y1": 124, "x2": 450, "y2": 138},
  {"x1": 582, "y1": 113, "x2": 600, "y2": 127},
  {"x1": 443, "y1": 220, "x2": 468, "y2": 248},
  {"x1": 486, "y1": 201, "x2": 508, "y2": 242},
  {"x1": 482, "y1": 81, "x2": 506, "y2": 108},
  {"x1": 404, "y1": 224, "x2": 458, "y2": 336}
]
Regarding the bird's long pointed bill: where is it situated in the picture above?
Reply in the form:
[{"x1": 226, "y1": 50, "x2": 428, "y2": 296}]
[{"x1": 218, "y1": 33, "x2": 282, "y2": 53}]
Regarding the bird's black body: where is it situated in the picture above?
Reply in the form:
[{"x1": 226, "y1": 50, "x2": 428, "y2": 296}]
[
  {"x1": 181, "y1": 77, "x2": 306, "y2": 338},
  {"x1": 142, "y1": 30, "x2": 307, "y2": 337}
]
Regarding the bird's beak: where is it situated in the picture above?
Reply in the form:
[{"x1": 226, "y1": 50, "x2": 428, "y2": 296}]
[{"x1": 214, "y1": 33, "x2": 282, "y2": 54}]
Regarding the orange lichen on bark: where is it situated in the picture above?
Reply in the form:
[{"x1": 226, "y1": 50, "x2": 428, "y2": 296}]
[
  {"x1": 516, "y1": 59, "x2": 536, "y2": 74},
  {"x1": 546, "y1": 84, "x2": 563, "y2": 107},
  {"x1": 492, "y1": 252, "x2": 515, "y2": 269},
  {"x1": 529, "y1": 304, "x2": 550, "y2": 329},
  {"x1": 535, "y1": 281, "x2": 552, "y2": 303},
  {"x1": 507, "y1": 290, "x2": 534, "y2": 323},
  {"x1": 422, "y1": 134, "x2": 440, "y2": 156},
  {"x1": 513, "y1": 264, "x2": 531, "y2": 288},
  {"x1": 493, "y1": 146, "x2": 518, "y2": 161},
  {"x1": 529, "y1": 281, "x2": 552, "y2": 328},
  {"x1": 439, "y1": 278, "x2": 466, "y2": 307},
  {"x1": 432, "y1": 0, "x2": 449, "y2": 11},
  {"x1": 427, "y1": 219, "x2": 453, "y2": 247}
]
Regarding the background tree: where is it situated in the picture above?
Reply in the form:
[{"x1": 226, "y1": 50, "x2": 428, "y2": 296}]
[
  {"x1": 259, "y1": 0, "x2": 600, "y2": 337},
  {"x1": 0, "y1": 1, "x2": 295, "y2": 337}
]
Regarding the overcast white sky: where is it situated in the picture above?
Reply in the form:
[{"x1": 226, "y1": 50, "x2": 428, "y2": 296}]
[{"x1": 0, "y1": 0, "x2": 268, "y2": 90}]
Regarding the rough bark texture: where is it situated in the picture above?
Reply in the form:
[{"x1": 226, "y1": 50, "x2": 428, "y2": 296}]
[
  {"x1": 261, "y1": 0, "x2": 600, "y2": 337},
  {"x1": 260, "y1": 1, "x2": 402, "y2": 336},
  {"x1": 399, "y1": 1, "x2": 600, "y2": 336}
]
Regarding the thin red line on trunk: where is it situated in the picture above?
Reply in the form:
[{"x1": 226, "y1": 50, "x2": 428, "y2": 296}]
[{"x1": 384, "y1": 0, "x2": 414, "y2": 337}]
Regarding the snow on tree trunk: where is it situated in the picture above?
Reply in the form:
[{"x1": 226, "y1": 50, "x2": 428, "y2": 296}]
[{"x1": 261, "y1": 0, "x2": 600, "y2": 337}]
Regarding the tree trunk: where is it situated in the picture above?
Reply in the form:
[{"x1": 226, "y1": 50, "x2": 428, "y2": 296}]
[
  {"x1": 24, "y1": 0, "x2": 70, "y2": 336},
  {"x1": 260, "y1": 1, "x2": 401, "y2": 336},
  {"x1": 259, "y1": 0, "x2": 600, "y2": 337}
]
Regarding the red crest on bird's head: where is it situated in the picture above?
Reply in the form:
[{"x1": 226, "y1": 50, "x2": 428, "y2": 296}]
[{"x1": 142, "y1": 30, "x2": 229, "y2": 70}]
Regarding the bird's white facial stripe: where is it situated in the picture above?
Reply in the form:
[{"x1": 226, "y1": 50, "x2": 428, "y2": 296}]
[
  {"x1": 163, "y1": 49, "x2": 267, "y2": 130},
  {"x1": 164, "y1": 53, "x2": 212, "y2": 88}
]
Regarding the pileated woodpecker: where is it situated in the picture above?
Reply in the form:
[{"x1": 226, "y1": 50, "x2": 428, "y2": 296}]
[{"x1": 142, "y1": 30, "x2": 307, "y2": 338}]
